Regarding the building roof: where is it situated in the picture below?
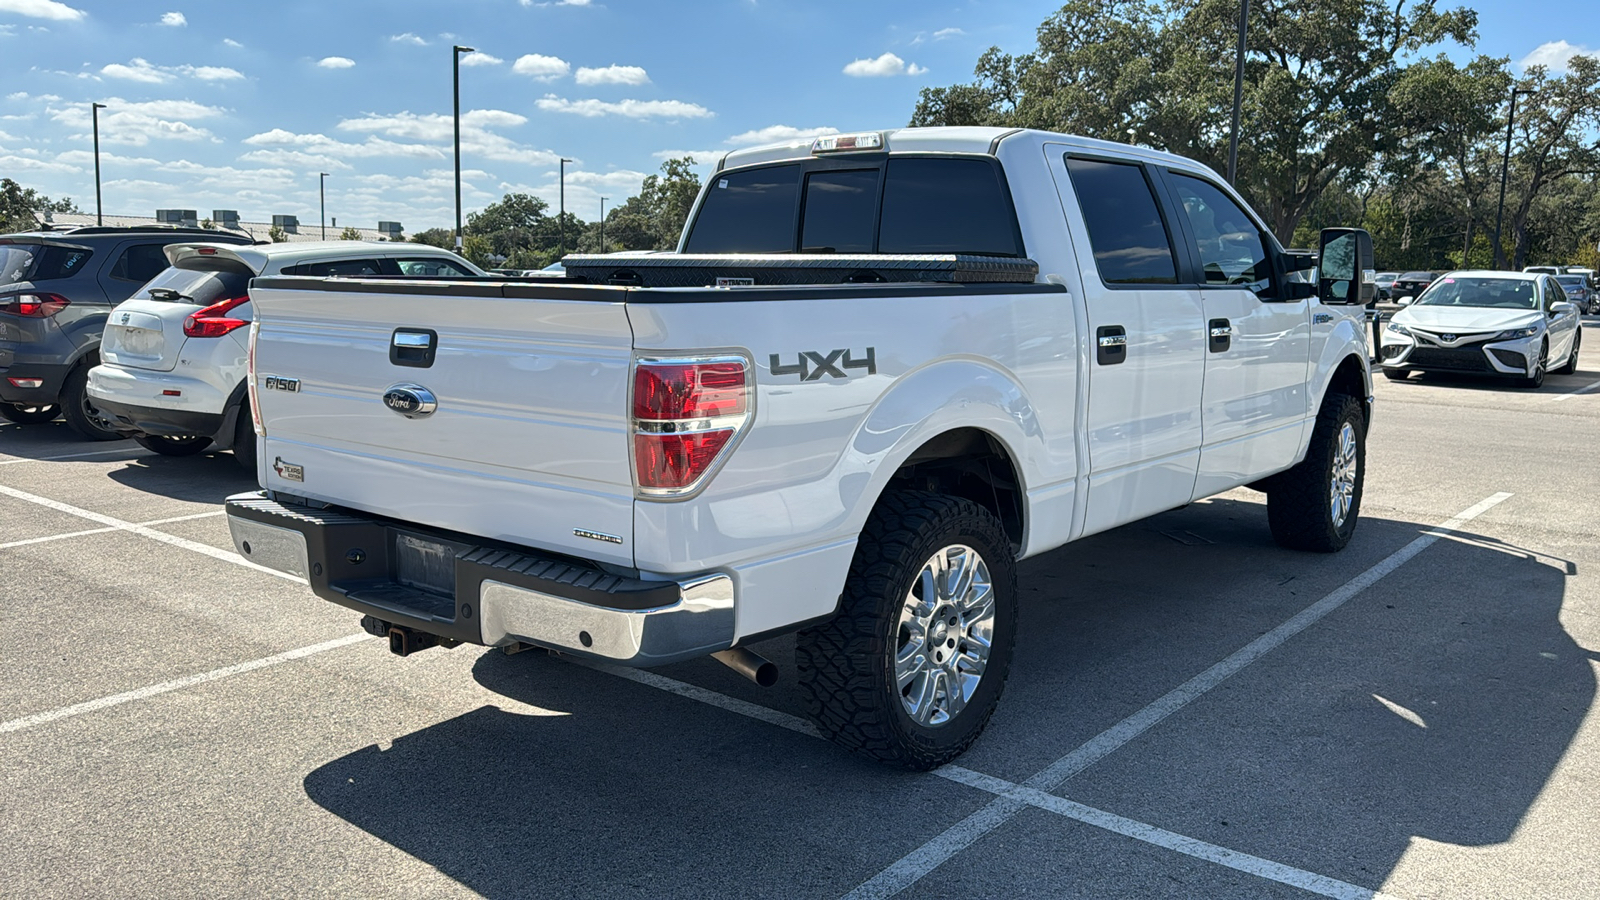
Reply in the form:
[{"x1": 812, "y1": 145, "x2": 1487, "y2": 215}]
[{"x1": 32, "y1": 211, "x2": 405, "y2": 244}]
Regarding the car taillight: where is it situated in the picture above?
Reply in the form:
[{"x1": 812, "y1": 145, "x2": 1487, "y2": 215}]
[
  {"x1": 247, "y1": 321, "x2": 263, "y2": 436},
  {"x1": 0, "y1": 292, "x2": 70, "y2": 317},
  {"x1": 183, "y1": 295, "x2": 249, "y2": 338},
  {"x1": 631, "y1": 357, "x2": 751, "y2": 496}
]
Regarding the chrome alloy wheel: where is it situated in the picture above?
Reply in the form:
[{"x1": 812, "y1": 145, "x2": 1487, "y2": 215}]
[
  {"x1": 895, "y1": 544, "x2": 995, "y2": 728},
  {"x1": 1330, "y1": 421, "x2": 1358, "y2": 529}
]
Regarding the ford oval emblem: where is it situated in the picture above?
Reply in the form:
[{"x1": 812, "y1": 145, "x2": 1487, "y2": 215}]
[{"x1": 382, "y1": 383, "x2": 437, "y2": 419}]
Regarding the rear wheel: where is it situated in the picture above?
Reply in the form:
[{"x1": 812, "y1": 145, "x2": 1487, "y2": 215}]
[
  {"x1": 1267, "y1": 393, "x2": 1365, "y2": 553},
  {"x1": 132, "y1": 434, "x2": 213, "y2": 456},
  {"x1": 59, "y1": 364, "x2": 124, "y2": 441},
  {"x1": 232, "y1": 404, "x2": 257, "y2": 471},
  {"x1": 796, "y1": 491, "x2": 1017, "y2": 770},
  {"x1": 1556, "y1": 328, "x2": 1580, "y2": 375},
  {"x1": 0, "y1": 402, "x2": 60, "y2": 425}
]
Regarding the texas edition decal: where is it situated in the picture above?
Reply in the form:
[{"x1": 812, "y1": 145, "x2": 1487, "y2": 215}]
[{"x1": 769, "y1": 347, "x2": 876, "y2": 381}]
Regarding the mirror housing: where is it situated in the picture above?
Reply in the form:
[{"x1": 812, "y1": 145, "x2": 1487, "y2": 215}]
[
  {"x1": 1317, "y1": 228, "x2": 1375, "y2": 305},
  {"x1": 1396, "y1": 295, "x2": 1414, "y2": 306}
]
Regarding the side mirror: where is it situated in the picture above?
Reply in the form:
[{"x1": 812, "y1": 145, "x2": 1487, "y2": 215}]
[
  {"x1": 1397, "y1": 295, "x2": 1414, "y2": 306},
  {"x1": 1317, "y1": 228, "x2": 1375, "y2": 305}
]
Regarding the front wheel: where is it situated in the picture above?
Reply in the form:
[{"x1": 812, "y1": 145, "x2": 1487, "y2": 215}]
[
  {"x1": 1267, "y1": 393, "x2": 1365, "y2": 553},
  {"x1": 0, "y1": 402, "x2": 60, "y2": 425},
  {"x1": 133, "y1": 434, "x2": 213, "y2": 456},
  {"x1": 1517, "y1": 341, "x2": 1548, "y2": 389},
  {"x1": 796, "y1": 491, "x2": 1018, "y2": 770}
]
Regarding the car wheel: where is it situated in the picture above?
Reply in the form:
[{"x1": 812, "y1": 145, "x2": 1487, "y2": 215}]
[
  {"x1": 1268, "y1": 393, "x2": 1365, "y2": 553},
  {"x1": 795, "y1": 490, "x2": 1017, "y2": 770},
  {"x1": 1381, "y1": 367, "x2": 1410, "y2": 381},
  {"x1": 132, "y1": 434, "x2": 213, "y2": 456},
  {"x1": 59, "y1": 364, "x2": 125, "y2": 441},
  {"x1": 1556, "y1": 328, "x2": 1580, "y2": 375},
  {"x1": 0, "y1": 402, "x2": 61, "y2": 425},
  {"x1": 232, "y1": 404, "x2": 257, "y2": 471},
  {"x1": 1517, "y1": 341, "x2": 1548, "y2": 389}
]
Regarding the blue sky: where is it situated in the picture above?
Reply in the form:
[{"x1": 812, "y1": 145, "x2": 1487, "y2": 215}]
[{"x1": 0, "y1": 0, "x2": 1591, "y2": 233}]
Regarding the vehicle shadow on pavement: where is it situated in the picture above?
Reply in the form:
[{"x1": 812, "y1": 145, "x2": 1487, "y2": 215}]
[
  {"x1": 103, "y1": 451, "x2": 257, "y2": 503},
  {"x1": 0, "y1": 421, "x2": 136, "y2": 460},
  {"x1": 301, "y1": 500, "x2": 1592, "y2": 897}
]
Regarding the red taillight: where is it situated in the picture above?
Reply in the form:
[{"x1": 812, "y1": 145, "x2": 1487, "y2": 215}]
[
  {"x1": 183, "y1": 295, "x2": 249, "y2": 338},
  {"x1": 0, "y1": 292, "x2": 70, "y2": 318},
  {"x1": 631, "y1": 357, "x2": 750, "y2": 496}
]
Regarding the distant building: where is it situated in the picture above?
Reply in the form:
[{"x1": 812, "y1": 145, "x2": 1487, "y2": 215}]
[{"x1": 33, "y1": 209, "x2": 406, "y2": 244}]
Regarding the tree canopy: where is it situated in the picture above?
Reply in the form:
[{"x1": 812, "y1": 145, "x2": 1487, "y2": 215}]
[{"x1": 0, "y1": 178, "x2": 78, "y2": 234}]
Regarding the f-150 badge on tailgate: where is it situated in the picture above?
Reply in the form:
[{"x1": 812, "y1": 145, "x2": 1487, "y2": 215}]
[
  {"x1": 770, "y1": 347, "x2": 876, "y2": 381},
  {"x1": 262, "y1": 375, "x2": 300, "y2": 393},
  {"x1": 382, "y1": 383, "x2": 438, "y2": 419}
]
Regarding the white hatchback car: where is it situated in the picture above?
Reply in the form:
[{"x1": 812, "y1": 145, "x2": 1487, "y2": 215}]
[
  {"x1": 87, "y1": 241, "x2": 482, "y2": 467},
  {"x1": 1380, "y1": 270, "x2": 1582, "y2": 388}
]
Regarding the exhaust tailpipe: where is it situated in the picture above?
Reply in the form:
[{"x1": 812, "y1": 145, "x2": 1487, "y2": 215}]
[{"x1": 712, "y1": 647, "x2": 778, "y2": 687}]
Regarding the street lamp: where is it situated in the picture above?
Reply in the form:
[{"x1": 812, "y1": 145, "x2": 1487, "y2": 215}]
[
  {"x1": 1226, "y1": 0, "x2": 1250, "y2": 185},
  {"x1": 319, "y1": 172, "x2": 329, "y2": 240},
  {"x1": 91, "y1": 102, "x2": 107, "y2": 226},
  {"x1": 1492, "y1": 87, "x2": 1535, "y2": 270},
  {"x1": 599, "y1": 196, "x2": 608, "y2": 253},
  {"x1": 453, "y1": 45, "x2": 475, "y2": 253},
  {"x1": 558, "y1": 157, "x2": 572, "y2": 259}
]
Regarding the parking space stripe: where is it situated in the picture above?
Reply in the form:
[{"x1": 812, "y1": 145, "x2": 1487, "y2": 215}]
[
  {"x1": 1547, "y1": 377, "x2": 1600, "y2": 402},
  {"x1": 0, "y1": 511, "x2": 226, "y2": 552},
  {"x1": 0, "y1": 483, "x2": 299, "y2": 582},
  {"x1": 0, "y1": 634, "x2": 368, "y2": 735},
  {"x1": 842, "y1": 491, "x2": 1512, "y2": 899},
  {"x1": 0, "y1": 447, "x2": 137, "y2": 466}
]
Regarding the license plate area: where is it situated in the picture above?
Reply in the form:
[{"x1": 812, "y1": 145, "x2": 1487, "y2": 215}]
[
  {"x1": 392, "y1": 531, "x2": 460, "y2": 597},
  {"x1": 114, "y1": 326, "x2": 164, "y2": 358}
]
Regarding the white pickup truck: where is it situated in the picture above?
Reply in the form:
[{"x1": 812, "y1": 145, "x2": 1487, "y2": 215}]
[{"x1": 227, "y1": 127, "x2": 1376, "y2": 769}]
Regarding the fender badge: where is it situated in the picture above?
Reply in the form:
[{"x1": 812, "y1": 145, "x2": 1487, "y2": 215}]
[
  {"x1": 272, "y1": 457, "x2": 304, "y2": 482},
  {"x1": 573, "y1": 528, "x2": 623, "y2": 545}
]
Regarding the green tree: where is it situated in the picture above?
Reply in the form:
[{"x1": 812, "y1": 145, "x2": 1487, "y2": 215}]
[
  {"x1": 0, "y1": 178, "x2": 78, "y2": 233},
  {"x1": 637, "y1": 157, "x2": 702, "y2": 249},
  {"x1": 200, "y1": 218, "x2": 217, "y2": 230},
  {"x1": 410, "y1": 227, "x2": 454, "y2": 249},
  {"x1": 339, "y1": 226, "x2": 363, "y2": 241},
  {"x1": 1498, "y1": 55, "x2": 1600, "y2": 268},
  {"x1": 268, "y1": 225, "x2": 288, "y2": 243}
]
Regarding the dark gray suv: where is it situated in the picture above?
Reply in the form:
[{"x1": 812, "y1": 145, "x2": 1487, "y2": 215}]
[{"x1": 0, "y1": 226, "x2": 254, "y2": 439}]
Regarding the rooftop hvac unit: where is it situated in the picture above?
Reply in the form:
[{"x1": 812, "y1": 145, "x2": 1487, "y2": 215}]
[
  {"x1": 157, "y1": 209, "x2": 198, "y2": 227},
  {"x1": 212, "y1": 209, "x2": 241, "y2": 228},
  {"x1": 271, "y1": 214, "x2": 300, "y2": 234}
]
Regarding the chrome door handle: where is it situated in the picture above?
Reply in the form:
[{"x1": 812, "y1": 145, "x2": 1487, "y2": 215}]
[{"x1": 1208, "y1": 318, "x2": 1232, "y2": 353}]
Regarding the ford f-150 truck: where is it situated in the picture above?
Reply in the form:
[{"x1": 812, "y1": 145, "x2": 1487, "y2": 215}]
[{"x1": 227, "y1": 127, "x2": 1376, "y2": 769}]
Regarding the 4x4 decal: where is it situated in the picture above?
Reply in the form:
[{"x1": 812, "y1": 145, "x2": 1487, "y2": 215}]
[{"x1": 769, "y1": 347, "x2": 876, "y2": 381}]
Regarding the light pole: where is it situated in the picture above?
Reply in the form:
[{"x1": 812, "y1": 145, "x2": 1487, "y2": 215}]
[
  {"x1": 1493, "y1": 87, "x2": 1535, "y2": 270},
  {"x1": 1226, "y1": 0, "x2": 1250, "y2": 185},
  {"x1": 558, "y1": 157, "x2": 572, "y2": 259},
  {"x1": 453, "y1": 45, "x2": 475, "y2": 253},
  {"x1": 319, "y1": 172, "x2": 329, "y2": 240},
  {"x1": 599, "y1": 196, "x2": 607, "y2": 253},
  {"x1": 91, "y1": 102, "x2": 107, "y2": 226}
]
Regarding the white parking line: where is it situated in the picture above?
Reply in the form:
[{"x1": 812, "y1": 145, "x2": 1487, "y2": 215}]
[
  {"x1": 0, "y1": 447, "x2": 136, "y2": 466},
  {"x1": 1547, "y1": 377, "x2": 1600, "y2": 403},
  {"x1": 0, "y1": 510, "x2": 227, "y2": 551},
  {"x1": 0, "y1": 483, "x2": 299, "y2": 581},
  {"x1": 843, "y1": 491, "x2": 1511, "y2": 899},
  {"x1": 0, "y1": 634, "x2": 368, "y2": 735}
]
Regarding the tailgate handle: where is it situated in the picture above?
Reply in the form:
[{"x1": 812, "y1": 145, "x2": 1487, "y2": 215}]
[{"x1": 390, "y1": 329, "x2": 438, "y2": 368}]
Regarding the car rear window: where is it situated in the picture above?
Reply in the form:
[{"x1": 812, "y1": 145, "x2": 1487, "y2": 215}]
[
  {"x1": 800, "y1": 169, "x2": 879, "y2": 254},
  {"x1": 135, "y1": 266, "x2": 251, "y2": 306},
  {"x1": 878, "y1": 158, "x2": 1022, "y2": 256},
  {"x1": 110, "y1": 243, "x2": 175, "y2": 283},
  {"x1": 684, "y1": 165, "x2": 802, "y2": 254},
  {"x1": 0, "y1": 243, "x2": 94, "y2": 286}
]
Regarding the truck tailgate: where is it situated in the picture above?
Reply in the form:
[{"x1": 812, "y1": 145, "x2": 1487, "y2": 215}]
[{"x1": 246, "y1": 279, "x2": 636, "y2": 566}]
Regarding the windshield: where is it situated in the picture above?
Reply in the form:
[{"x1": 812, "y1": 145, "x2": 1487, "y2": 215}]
[{"x1": 1414, "y1": 276, "x2": 1538, "y2": 310}]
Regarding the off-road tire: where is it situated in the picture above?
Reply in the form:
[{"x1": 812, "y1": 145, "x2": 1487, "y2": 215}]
[
  {"x1": 1381, "y1": 367, "x2": 1409, "y2": 381},
  {"x1": 1556, "y1": 328, "x2": 1580, "y2": 375},
  {"x1": 232, "y1": 404, "x2": 257, "y2": 471},
  {"x1": 59, "y1": 364, "x2": 123, "y2": 441},
  {"x1": 1267, "y1": 393, "x2": 1365, "y2": 553},
  {"x1": 0, "y1": 402, "x2": 60, "y2": 425},
  {"x1": 133, "y1": 434, "x2": 213, "y2": 456},
  {"x1": 795, "y1": 491, "x2": 1018, "y2": 770}
]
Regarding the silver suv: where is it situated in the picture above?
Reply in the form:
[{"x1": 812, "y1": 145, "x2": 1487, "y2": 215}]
[{"x1": 0, "y1": 226, "x2": 253, "y2": 438}]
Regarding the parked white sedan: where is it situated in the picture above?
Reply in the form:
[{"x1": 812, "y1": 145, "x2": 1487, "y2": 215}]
[
  {"x1": 1380, "y1": 271, "x2": 1581, "y2": 388},
  {"x1": 86, "y1": 241, "x2": 482, "y2": 467}
]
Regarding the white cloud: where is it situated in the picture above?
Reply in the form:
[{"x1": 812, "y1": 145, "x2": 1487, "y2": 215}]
[
  {"x1": 317, "y1": 56, "x2": 356, "y2": 69},
  {"x1": 222, "y1": 38, "x2": 242, "y2": 48},
  {"x1": 933, "y1": 27, "x2": 964, "y2": 39},
  {"x1": 0, "y1": 23, "x2": 14, "y2": 36},
  {"x1": 512, "y1": 53, "x2": 570, "y2": 80},
  {"x1": 254, "y1": 108, "x2": 565, "y2": 167},
  {"x1": 460, "y1": 51, "x2": 502, "y2": 67},
  {"x1": 575, "y1": 64, "x2": 649, "y2": 85},
  {"x1": 48, "y1": 97, "x2": 225, "y2": 146},
  {"x1": 725, "y1": 124, "x2": 838, "y2": 145},
  {"x1": 99, "y1": 58, "x2": 244, "y2": 83},
  {"x1": 159, "y1": 11, "x2": 185, "y2": 26},
  {"x1": 337, "y1": 109, "x2": 528, "y2": 141},
  {"x1": 0, "y1": 152, "x2": 79, "y2": 173},
  {"x1": 843, "y1": 52, "x2": 924, "y2": 77},
  {"x1": 653, "y1": 149, "x2": 722, "y2": 164},
  {"x1": 390, "y1": 32, "x2": 427, "y2": 46},
  {"x1": 535, "y1": 96, "x2": 712, "y2": 119},
  {"x1": 6, "y1": 91, "x2": 27, "y2": 100},
  {"x1": 0, "y1": 0, "x2": 85, "y2": 22},
  {"x1": 1520, "y1": 40, "x2": 1600, "y2": 74},
  {"x1": 185, "y1": 65, "x2": 244, "y2": 81}
]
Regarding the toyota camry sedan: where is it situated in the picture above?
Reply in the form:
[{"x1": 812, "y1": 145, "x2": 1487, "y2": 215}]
[{"x1": 1380, "y1": 271, "x2": 1582, "y2": 388}]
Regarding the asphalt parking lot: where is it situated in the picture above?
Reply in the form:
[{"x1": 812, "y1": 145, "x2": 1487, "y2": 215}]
[{"x1": 4, "y1": 323, "x2": 1600, "y2": 900}]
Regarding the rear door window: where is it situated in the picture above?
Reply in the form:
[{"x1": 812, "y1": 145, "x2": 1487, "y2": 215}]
[
  {"x1": 800, "y1": 169, "x2": 879, "y2": 253},
  {"x1": 109, "y1": 243, "x2": 173, "y2": 283},
  {"x1": 878, "y1": 158, "x2": 1021, "y2": 256},
  {"x1": 685, "y1": 164, "x2": 801, "y2": 253},
  {"x1": 1064, "y1": 157, "x2": 1178, "y2": 285},
  {"x1": 391, "y1": 257, "x2": 475, "y2": 277},
  {"x1": 283, "y1": 258, "x2": 385, "y2": 277}
]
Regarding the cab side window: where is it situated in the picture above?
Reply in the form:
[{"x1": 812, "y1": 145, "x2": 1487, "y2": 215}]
[
  {"x1": 1170, "y1": 174, "x2": 1274, "y2": 296},
  {"x1": 1064, "y1": 157, "x2": 1178, "y2": 285},
  {"x1": 393, "y1": 258, "x2": 474, "y2": 277},
  {"x1": 284, "y1": 259, "x2": 384, "y2": 277},
  {"x1": 109, "y1": 243, "x2": 172, "y2": 283}
]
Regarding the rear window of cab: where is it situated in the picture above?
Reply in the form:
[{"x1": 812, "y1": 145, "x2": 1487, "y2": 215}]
[{"x1": 683, "y1": 156, "x2": 1025, "y2": 257}]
